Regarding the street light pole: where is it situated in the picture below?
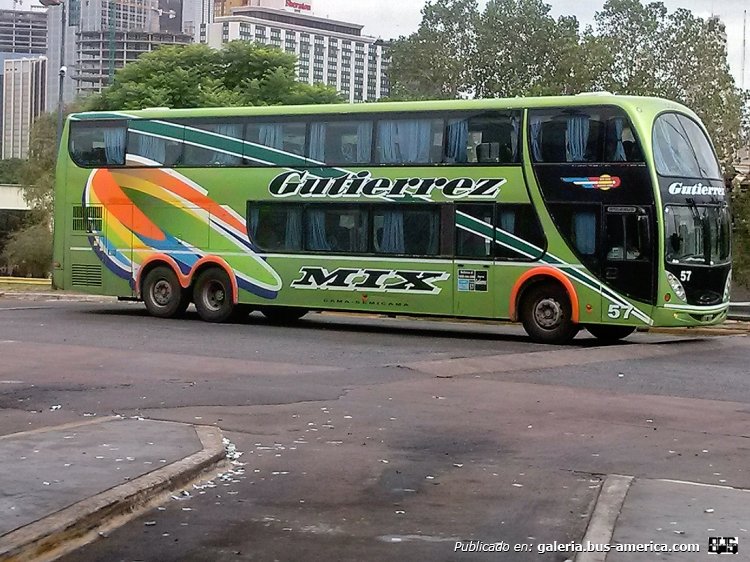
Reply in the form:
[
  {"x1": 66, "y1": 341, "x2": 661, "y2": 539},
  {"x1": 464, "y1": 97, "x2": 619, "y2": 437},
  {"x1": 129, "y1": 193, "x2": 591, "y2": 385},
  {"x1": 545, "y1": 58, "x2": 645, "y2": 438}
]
[
  {"x1": 41, "y1": 0, "x2": 66, "y2": 148},
  {"x1": 57, "y1": 1, "x2": 66, "y2": 148}
]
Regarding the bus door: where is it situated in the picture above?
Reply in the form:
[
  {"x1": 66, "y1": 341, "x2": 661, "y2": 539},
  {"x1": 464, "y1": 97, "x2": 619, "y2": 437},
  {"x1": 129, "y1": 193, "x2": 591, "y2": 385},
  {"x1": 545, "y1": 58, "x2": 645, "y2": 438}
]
[
  {"x1": 601, "y1": 205, "x2": 655, "y2": 320},
  {"x1": 453, "y1": 204, "x2": 496, "y2": 318}
]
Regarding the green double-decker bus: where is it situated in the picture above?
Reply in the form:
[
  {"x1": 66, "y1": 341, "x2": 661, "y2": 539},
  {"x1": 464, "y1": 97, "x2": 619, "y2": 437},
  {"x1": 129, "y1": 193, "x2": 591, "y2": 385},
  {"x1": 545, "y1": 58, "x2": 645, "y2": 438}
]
[{"x1": 52, "y1": 94, "x2": 731, "y2": 344}]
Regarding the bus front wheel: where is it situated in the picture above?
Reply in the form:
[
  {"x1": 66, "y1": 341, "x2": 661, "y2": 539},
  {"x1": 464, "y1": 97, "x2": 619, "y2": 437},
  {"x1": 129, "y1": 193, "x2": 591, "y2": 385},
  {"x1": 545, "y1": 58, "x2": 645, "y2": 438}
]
[
  {"x1": 586, "y1": 325, "x2": 636, "y2": 343},
  {"x1": 193, "y1": 268, "x2": 236, "y2": 323},
  {"x1": 520, "y1": 284, "x2": 579, "y2": 344},
  {"x1": 142, "y1": 266, "x2": 189, "y2": 319}
]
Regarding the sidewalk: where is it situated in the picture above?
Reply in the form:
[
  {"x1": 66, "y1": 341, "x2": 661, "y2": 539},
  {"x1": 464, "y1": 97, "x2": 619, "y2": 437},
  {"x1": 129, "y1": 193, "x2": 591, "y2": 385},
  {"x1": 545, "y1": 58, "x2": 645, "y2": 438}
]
[
  {"x1": 578, "y1": 476, "x2": 750, "y2": 561},
  {"x1": 0, "y1": 417, "x2": 225, "y2": 561}
]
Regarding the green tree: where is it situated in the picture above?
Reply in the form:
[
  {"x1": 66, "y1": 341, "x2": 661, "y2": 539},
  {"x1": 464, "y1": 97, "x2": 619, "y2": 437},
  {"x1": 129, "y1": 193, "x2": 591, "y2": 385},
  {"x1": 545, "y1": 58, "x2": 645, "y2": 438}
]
[
  {"x1": 592, "y1": 1, "x2": 744, "y2": 167},
  {"x1": 473, "y1": 1, "x2": 587, "y2": 97},
  {"x1": 0, "y1": 158, "x2": 24, "y2": 184},
  {"x1": 1, "y1": 221, "x2": 52, "y2": 277},
  {"x1": 87, "y1": 41, "x2": 342, "y2": 111},
  {"x1": 389, "y1": 0, "x2": 479, "y2": 100}
]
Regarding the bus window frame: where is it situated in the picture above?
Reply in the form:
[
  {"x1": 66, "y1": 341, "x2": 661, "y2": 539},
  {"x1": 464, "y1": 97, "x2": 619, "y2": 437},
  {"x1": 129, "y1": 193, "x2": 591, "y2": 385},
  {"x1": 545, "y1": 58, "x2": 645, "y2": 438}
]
[
  {"x1": 651, "y1": 110, "x2": 723, "y2": 181},
  {"x1": 527, "y1": 104, "x2": 646, "y2": 166}
]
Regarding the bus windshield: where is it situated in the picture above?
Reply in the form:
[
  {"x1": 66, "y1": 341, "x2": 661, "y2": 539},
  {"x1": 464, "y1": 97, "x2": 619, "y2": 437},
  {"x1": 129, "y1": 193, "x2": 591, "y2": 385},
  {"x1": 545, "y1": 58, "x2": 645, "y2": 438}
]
[
  {"x1": 653, "y1": 113, "x2": 722, "y2": 180},
  {"x1": 665, "y1": 204, "x2": 730, "y2": 266}
]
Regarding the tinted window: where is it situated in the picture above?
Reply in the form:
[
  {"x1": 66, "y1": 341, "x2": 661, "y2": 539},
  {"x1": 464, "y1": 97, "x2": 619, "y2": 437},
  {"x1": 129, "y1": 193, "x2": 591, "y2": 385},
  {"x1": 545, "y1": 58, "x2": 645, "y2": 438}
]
[
  {"x1": 606, "y1": 214, "x2": 648, "y2": 261},
  {"x1": 372, "y1": 207, "x2": 440, "y2": 255},
  {"x1": 181, "y1": 119, "x2": 244, "y2": 167},
  {"x1": 653, "y1": 113, "x2": 721, "y2": 179},
  {"x1": 127, "y1": 122, "x2": 184, "y2": 166},
  {"x1": 69, "y1": 120, "x2": 127, "y2": 167},
  {"x1": 445, "y1": 112, "x2": 521, "y2": 164},
  {"x1": 246, "y1": 122, "x2": 307, "y2": 165},
  {"x1": 455, "y1": 204, "x2": 494, "y2": 258},
  {"x1": 495, "y1": 205, "x2": 545, "y2": 260},
  {"x1": 376, "y1": 118, "x2": 444, "y2": 164},
  {"x1": 304, "y1": 206, "x2": 368, "y2": 253},
  {"x1": 307, "y1": 120, "x2": 373, "y2": 165},
  {"x1": 248, "y1": 205, "x2": 302, "y2": 252},
  {"x1": 530, "y1": 107, "x2": 643, "y2": 164}
]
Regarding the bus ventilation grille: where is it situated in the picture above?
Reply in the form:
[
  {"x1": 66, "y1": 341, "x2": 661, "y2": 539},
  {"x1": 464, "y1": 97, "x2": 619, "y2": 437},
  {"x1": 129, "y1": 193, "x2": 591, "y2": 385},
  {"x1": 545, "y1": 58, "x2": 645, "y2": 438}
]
[
  {"x1": 72, "y1": 205, "x2": 103, "y2": 233},
  {"x1": 71, "y1": 264, "x2": 102, "y2": 287}
]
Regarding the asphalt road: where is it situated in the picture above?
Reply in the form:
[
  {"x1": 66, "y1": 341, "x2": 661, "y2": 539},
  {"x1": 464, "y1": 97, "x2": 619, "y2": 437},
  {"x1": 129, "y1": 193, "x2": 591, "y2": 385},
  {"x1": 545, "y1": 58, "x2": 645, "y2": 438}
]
[{"x1": 1, "y1": 298, "x2": 749, "y2": 561}]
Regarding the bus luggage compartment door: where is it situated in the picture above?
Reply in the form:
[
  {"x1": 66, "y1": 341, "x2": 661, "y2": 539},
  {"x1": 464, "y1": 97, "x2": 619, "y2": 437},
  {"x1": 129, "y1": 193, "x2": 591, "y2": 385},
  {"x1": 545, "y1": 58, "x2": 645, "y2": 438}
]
[{"x1": 453, "y1": 204, "x2": 496, "y2": 318}]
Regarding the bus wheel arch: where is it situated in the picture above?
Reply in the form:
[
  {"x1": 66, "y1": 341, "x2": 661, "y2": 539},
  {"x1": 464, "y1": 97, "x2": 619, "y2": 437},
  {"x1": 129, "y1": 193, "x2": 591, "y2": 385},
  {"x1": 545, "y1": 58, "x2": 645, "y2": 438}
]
[
  {"x1": 512, "y1": 271, "x2": 580, "y2": 345},
  {"x1": 191, "y1": 264, "x2": 238, "y2": 323},
  {"x1": 140, "y1": 262, "x2": 190, "y2": 319}
]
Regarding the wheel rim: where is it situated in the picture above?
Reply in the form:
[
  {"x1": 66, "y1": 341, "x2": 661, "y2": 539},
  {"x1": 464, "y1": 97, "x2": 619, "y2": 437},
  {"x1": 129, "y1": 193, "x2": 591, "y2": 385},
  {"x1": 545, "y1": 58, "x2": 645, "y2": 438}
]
[
  {"x1": 201, "y1": 280, "x2": 226, "y2": 312},
  {"x1": 151, "y1": 279, "x2": 173, "y2": 307},
  {"x1": 534, "y1": 297, "x2": 563, "y2": 329}
]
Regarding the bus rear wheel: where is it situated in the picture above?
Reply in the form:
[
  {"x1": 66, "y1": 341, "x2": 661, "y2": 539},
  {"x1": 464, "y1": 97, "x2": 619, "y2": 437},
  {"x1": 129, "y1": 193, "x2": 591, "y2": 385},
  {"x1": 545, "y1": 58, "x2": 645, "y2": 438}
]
[
  {"x1": 520, "y1": 283, "x2": 579, "y2": 344},
  {"x1": 193, "y1": 268, "x2": 236, "y2": 323},
  {"x1": 142, "y1": 266, "x2": 189, "y2": 319},
  {"x1": 261, "y1": 306, "x2": 308, "y2": 324},
  {"x1": 586, "y1": 325, "x2": 636, "y2": 343}
]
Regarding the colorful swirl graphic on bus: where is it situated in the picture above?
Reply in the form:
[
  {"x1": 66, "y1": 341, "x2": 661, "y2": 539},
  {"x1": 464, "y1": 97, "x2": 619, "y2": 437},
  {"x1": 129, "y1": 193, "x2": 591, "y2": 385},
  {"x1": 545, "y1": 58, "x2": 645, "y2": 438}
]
[
  {"x1": 83, "y1": 161, "x2": 282, "y2": 299},
  {"x1": 562, "y1": 175, "x2": 622, "y2": 191}
]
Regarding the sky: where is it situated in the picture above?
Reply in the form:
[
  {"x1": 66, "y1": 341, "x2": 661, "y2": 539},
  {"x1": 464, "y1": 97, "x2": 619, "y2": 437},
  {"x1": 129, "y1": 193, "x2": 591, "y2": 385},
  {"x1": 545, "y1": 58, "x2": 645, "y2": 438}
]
[{"x1": 3, "y1": 0, "x2": 747, "y2": 86}]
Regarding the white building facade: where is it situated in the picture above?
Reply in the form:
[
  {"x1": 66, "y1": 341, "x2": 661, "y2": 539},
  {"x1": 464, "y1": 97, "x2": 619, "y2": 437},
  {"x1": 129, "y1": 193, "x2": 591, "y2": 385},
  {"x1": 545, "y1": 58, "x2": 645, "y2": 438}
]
[
  {"x1": 204, "y1": 4, "x2": 390, "y2": 103},
  {"x1": 2, "y1": 56, "x2": 46, "y2": 159}
]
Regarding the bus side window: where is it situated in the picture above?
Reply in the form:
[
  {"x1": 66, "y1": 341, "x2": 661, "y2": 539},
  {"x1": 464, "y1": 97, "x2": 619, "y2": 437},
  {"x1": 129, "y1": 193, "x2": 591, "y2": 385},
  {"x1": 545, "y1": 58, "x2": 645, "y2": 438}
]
[
  {"x1": 445, "y1": 112, "x2": 521, "y2": 165},
  {"x1": 69, "y1": 120, "x2": 127, "y2": 167},
  {"x1": 247, "y1": 204, "x2": 302, "y2": 252},
  {"x1": 127, "y1": 122, "x2": 184, "y2": 167}
]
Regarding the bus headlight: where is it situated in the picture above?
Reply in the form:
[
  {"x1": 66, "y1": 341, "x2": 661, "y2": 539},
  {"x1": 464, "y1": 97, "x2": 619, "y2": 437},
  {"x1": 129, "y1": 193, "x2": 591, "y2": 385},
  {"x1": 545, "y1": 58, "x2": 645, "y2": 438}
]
[
  {"x1": 666, "y1": 271, "x2": 686, "y2": 301},
  {"x1": 724, "y1": 271, "x2": 732, "y2": 302}
]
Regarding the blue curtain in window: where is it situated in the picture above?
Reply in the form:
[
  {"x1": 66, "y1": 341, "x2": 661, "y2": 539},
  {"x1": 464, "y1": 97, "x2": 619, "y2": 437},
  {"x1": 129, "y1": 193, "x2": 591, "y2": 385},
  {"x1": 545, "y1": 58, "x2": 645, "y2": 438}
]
[
  {"x1": 510, "y1": 116, "x2": 520, "y2": 162},
  {"x1": 309, "y1": 122, "x2": 326, "y2": 162},
  {"x1": 356, "y1": 122, "x2": 373, "y2": 163},
  {"x1": 306, "y1": 210, "x2": 330, "y2": 251},
  {"x1": 259, "y1": 124, "x2": 284, "y2": 150},
  {"x1": 446, "y1": 119, "x2": 469, "y2": 163},
  {"x1": 612, "y1": 118, "x2": 626, "y2": 162},
  {"x1": 380, "y1": 211, "x2": 405, "y2": 253},
  {"x1": 214, "y1": 124, "x2": 242, "y2": 164},
  {"x1": 574, "y1": 212, "x2": 596, "y2": 255},
  {"x1": 566, "y1": 115, "x2": 590, "y2": 162},
  {"x1": 377, "y1": 121, "x2": 400, "y2": 163},
  {"x1": 285, "y1": 210, "x2": 302, "y2": 250},
  {"x1": 136, "y1": 134, "x2": 166, "y2": 164},
  {"x1": 499, "y1": 210, "x2": 515, "y2": 233},
  {"x1": 103, "y1": 126, "x2": 126, "y2": 165},
  {"x1": 530, "y1": 117, "x2": 543, "y2": 161},
  {"x1": 378, "y1": 120, "x2": 432, "y2": 164}
]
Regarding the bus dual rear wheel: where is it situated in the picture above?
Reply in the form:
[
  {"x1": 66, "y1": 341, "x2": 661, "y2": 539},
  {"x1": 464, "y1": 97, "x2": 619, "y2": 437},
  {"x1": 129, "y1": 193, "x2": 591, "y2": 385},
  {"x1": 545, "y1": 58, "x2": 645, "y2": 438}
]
[
  {"x1": 520, "y1": 284, "x2": 579, "y2": 345},
  {"x1": 193, "y1": 268, "x2": 237, "y2": 323},
  {"x1": 142, "y1": 266, "x2": 190, "y2": 319}
]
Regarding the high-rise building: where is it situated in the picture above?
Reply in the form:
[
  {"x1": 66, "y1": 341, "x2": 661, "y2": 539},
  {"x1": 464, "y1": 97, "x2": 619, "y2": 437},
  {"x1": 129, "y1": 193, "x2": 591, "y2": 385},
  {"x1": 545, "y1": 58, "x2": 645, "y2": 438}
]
[
  {"x1": 46, "y1": 0, "x2": 192, "y2": 110},
  {"x1": 2, "y1": 56, "x2": 47, "y2": 159},
  {"x1": 204, "y1": 1, "x2": 390, "y2": 102},
  {"x1": 0, "y1": 8, "x2": 47, "y2": 56}
]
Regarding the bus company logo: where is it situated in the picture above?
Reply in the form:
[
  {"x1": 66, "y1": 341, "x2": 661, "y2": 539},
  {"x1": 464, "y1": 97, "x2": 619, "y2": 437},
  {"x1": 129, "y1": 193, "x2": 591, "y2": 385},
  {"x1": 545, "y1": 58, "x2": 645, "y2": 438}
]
[
  {"x1": 291, "y1": 267, "x2": 450, "y2": 294},
  {"x1": 269, "y1": 171, "x2": 505, "y2": 200},
  {"x1": 563, "y1": 175, "x2": 622, "y2": 191},
  {"x1": 668, "y1": 182, "x2": 725, "y2": 197}
]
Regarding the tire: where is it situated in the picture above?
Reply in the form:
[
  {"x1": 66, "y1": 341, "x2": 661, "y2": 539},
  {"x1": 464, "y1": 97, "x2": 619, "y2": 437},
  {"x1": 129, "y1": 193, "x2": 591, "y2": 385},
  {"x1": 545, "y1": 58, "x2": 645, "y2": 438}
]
[
  {"x1": 192, "y1": 268, "x2": 236, "y2": 323},
  {"x1": 142, "y1": 266, "x2": 189, "y2": 319},
  {"x1": 586, "y1": 324, "x2": 636, "y2": 343},
  {"x1": 520, "y1": 283, "x2": 579, "y2": 344},
  {"x1": 260, "y1": 306, "x2": 308, "y2": 325}
]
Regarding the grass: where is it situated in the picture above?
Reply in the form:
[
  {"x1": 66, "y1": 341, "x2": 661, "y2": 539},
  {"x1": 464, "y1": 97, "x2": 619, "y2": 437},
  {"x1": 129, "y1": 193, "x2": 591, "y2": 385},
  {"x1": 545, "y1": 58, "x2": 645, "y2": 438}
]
[{"x1": 0, "y1": 281, "x2": 51, "y2": 293}]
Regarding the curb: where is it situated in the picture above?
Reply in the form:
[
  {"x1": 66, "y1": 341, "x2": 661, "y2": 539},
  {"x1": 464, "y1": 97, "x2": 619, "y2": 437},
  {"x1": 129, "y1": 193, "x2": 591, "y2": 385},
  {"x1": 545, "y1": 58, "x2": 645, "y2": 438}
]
[
  {"x1": 0, "y1": 422, "x2": 226, "y2": 562},
  {"x1": 0, "y1": 292, "x2": 119, "y2": 303},
  {"x1": 575, "y1": 474, "x2": 634, "y2": 562}
]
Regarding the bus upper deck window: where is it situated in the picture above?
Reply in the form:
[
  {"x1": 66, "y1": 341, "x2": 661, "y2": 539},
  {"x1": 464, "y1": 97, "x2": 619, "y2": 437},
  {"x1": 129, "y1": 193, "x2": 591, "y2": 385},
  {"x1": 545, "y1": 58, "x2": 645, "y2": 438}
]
[{"x1": 70, "y1": 121, "x2": 127, "y2": 167}]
